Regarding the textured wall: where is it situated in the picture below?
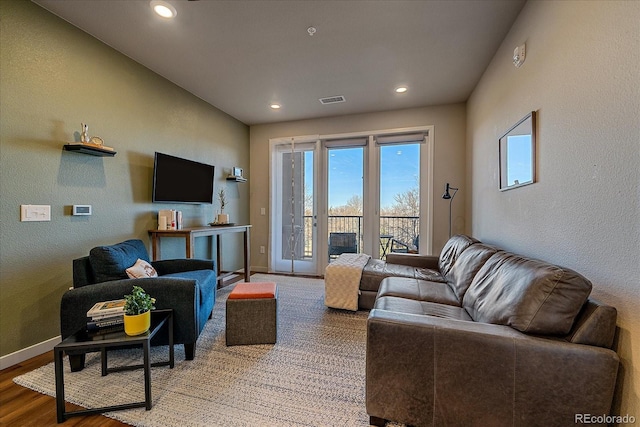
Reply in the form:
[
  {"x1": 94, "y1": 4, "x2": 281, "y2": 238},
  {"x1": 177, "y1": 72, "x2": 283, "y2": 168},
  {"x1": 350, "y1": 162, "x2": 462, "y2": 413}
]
[
  {"x1": 467, "y1": 0, "x2": 639, "y2": 417},
  {"x1": 0, "y1": 1, "x2": 249, "y2": 356},
  {"x1": 249, "y1": 104, "x2": 467, "y2": 271}
]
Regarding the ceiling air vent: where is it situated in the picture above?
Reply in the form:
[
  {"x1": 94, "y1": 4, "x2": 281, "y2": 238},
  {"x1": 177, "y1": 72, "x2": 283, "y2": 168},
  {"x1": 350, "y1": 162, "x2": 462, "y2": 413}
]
[{"x1": 319, "y1": 95, "x2": 346, "y2": 105}]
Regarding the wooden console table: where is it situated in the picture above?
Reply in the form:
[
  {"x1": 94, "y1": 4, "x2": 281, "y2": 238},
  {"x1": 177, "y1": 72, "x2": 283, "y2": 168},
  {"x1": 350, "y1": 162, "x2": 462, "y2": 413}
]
[{"x1": 148, "y1": 225, "x2": 251, "y2": 284}]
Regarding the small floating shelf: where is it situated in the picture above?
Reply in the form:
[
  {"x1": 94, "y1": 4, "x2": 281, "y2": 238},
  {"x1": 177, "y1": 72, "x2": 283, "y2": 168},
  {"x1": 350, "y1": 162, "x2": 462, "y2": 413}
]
[
  {"x1": 63, "y1": 144, "x2": 116, "y2": 157},
  {"x1": 226, "y1": 175, "x2": 247, "y2": 182}
]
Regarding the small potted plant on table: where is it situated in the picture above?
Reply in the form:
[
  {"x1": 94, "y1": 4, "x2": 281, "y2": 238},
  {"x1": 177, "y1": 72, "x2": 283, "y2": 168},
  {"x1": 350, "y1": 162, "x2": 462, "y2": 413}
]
[
  {"x1": 217, "y1": 187, "x2": 229, "y2": 224},
  {"x1": 123, "y1": 285, "x2": 156, "y2": 336}
]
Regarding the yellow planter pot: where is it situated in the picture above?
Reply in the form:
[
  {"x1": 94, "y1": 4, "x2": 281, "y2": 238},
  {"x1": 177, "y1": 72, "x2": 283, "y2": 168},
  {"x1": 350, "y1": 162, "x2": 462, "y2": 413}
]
[{"x1": 124, "y1": 311, "x2": 151, "y2": 336}]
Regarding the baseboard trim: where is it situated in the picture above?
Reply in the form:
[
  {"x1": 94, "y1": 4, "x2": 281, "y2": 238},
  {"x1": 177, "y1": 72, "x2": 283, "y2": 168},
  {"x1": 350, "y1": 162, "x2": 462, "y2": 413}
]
[{"x1": 0, "y1": 336, "x2": 60, "y2": 370}]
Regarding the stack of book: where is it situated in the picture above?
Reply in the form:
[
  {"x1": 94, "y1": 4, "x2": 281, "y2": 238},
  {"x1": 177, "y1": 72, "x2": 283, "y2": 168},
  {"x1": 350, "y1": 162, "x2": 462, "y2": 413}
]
[{"x1": 86, "y1": 299, "x2": 125, "y2": 333}]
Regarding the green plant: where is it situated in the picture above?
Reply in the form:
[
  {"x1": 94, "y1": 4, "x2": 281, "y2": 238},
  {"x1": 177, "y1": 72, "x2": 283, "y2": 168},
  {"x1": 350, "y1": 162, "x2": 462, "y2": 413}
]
[
  {"x1": 218, "y1": 187, "x2": 227, "y2": 212},
  {"x1": 123, "y1": 285, "x2": 156, "y2": 315}
]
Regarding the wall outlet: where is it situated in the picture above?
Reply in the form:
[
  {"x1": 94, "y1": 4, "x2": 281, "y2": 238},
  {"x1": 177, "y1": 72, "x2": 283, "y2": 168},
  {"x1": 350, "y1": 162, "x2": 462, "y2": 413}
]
[
  {"x1": 260, "y1": 207, "x2": 266, "y2": 216},
  {"x1": 20, "y1": 205, "x2": 51, "y2": 222},
  {"x1": 260, "y1": 245, "x2": 266, "y2": 254}
]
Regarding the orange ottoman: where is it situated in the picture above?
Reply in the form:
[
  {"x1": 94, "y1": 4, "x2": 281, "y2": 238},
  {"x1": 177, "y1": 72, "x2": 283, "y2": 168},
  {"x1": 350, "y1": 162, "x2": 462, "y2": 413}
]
[{"x1": 226, "y1": 282, "x2": 278, "y2": 346}]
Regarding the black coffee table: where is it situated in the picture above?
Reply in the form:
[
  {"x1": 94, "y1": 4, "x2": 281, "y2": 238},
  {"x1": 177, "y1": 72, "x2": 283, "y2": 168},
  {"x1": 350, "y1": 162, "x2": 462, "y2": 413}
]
[{"x1": 54, "y1": 309, "x2": 174, "y2": 423}]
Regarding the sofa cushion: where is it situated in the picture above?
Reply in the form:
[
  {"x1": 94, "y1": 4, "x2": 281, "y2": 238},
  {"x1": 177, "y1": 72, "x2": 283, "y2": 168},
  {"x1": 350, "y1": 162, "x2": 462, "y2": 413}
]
[
  {"x1": 361, "y1": 259, "x2": 444, "y2": 292},
  {"x1": 463, "y1": 252, "x2": 592, "y2": 335},
  {"x1": 445, "y1": 244, "x2": 498, "y2": 301},
  {"x1": 377, "y1": 277, "x2": 460, "y2": 307},
  {"x1": 438, "y1": 234, "x2": 479, "y2": 277},
  {"x1": 374, "y1": 296, "x2": 472, "y2": 321},
  {"x1": 90, "y1": 239, "x2": 150, "y2": 283}
]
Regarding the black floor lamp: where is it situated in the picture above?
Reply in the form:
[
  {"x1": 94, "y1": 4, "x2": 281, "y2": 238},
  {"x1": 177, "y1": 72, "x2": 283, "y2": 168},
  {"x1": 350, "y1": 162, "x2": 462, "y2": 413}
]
[{"x1": 442, "y1": 183, "x2": 459, "y2": 237}]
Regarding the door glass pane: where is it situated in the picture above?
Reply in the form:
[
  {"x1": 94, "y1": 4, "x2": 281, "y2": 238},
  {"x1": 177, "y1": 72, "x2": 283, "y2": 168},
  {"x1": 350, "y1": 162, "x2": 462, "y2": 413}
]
[
  {"x1": 327, "y1": 147, "x2": 364, "y2": 260},
  {"x1": 302, "y1": 150, "x2": 314, "y2": 259},
  {"x1": 281, "y1": 151, "x2": 314, "y2": 260},
  {"x1": 379, "y1": 143, "x2": 420, "y2": 258},
  {"x1": 273, "y1": 144, "x2": 316, "y2": 275}
]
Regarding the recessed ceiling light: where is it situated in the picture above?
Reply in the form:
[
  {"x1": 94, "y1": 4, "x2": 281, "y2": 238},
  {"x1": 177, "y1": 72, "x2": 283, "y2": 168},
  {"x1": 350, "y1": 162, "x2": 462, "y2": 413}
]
[
  {"x1": 395, "y1": 86, "x2": 408, "y2": 93},
  {"x1": 270, "y1": 104, "x2": 281, "y2": 109},
  {"x1": 150, "y1": 1, "x2": 177, "y2": 19}
]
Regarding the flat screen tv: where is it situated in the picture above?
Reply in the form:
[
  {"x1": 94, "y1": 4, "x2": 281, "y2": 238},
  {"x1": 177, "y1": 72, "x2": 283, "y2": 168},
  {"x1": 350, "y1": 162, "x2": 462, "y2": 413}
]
[{"x1": 152, "y1": 152, "x2": 215, "y2": 204}]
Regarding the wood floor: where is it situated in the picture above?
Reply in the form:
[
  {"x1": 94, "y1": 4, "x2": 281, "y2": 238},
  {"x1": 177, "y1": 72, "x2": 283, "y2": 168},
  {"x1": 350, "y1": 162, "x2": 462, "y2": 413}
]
[{"x1": 0, "y1": 351, "x2": 128, "y2": 426}]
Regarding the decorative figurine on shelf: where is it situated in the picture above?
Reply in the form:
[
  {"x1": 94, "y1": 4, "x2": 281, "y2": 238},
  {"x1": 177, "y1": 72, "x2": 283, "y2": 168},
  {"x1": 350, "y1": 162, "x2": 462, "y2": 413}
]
[
  {"x1": 76, "y1": 123, "x2": 112, "y2": 151},
  {"x1": 89, "y1": 136, "x2": 104, "y2": 146},
  {"x1": 80, "y1": 123, "x2": 90, "y2": 143}
]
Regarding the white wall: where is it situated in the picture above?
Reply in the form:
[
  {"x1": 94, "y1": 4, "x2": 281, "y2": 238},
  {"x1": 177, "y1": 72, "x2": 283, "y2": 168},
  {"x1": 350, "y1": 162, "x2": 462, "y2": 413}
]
[
  {"x1": 249, "y1": 104, "x2": 467, "y2": 272},
  {"x1": 467, "y1": 0, "x2": 639, "y2": 417}
]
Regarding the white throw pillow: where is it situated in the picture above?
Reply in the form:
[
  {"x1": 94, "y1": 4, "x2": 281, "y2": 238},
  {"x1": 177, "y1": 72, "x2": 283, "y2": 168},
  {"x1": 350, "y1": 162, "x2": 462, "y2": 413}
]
[{"x1": 125, "y1": 258, "x2": 158, "y2": 279}]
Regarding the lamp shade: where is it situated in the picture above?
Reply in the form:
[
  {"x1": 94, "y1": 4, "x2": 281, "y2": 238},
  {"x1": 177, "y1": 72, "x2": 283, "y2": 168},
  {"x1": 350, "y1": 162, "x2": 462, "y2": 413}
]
[{"x1": 442, "y1": 183, "x2": 452, "y2": 199}]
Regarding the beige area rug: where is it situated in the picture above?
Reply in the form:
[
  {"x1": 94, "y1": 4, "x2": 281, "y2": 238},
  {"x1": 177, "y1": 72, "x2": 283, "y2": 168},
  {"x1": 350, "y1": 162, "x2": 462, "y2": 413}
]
[{"x1": 14, "y1": 274, "x2": 380, "y2": 426}]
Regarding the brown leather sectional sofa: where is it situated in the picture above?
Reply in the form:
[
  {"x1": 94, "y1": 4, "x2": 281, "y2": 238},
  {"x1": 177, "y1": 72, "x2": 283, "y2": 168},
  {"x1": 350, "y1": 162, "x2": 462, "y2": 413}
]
[{"x1": 364, "y1": 235, "x2": 619, "y2": 426}]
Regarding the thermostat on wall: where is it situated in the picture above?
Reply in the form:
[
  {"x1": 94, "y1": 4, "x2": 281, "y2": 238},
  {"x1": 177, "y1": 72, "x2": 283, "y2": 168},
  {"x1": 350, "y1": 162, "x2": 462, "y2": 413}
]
[{"x1": 72, "y1": 205, "x2": 92, "y2": 216}]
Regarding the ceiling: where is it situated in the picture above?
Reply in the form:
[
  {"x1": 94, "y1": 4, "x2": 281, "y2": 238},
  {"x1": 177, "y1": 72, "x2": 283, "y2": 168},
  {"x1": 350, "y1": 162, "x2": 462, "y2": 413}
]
[{"x1": 33, "y1": 0, "x2": 526, "y2": 126}]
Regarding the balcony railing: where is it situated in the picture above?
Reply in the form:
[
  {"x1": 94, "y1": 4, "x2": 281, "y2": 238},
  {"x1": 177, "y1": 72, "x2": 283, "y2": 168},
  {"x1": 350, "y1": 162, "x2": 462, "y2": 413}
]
[{"x1": 300, "y1": 215, "x2": 420, "y2": 259}]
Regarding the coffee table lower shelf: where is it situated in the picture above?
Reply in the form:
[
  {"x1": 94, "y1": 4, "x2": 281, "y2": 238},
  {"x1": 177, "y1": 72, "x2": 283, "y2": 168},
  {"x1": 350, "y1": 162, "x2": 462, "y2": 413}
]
[{"x1": 54, "y1": 309, "x2": 173, "y2": 423}]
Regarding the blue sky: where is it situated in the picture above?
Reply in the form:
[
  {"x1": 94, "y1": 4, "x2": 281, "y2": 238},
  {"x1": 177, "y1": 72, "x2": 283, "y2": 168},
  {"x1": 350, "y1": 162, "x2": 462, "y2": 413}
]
[
  {"x1": 506, "y1": 135, "x2": 533, "y2": 185},
  {"x1": 325, "y1": 144, "x2": 420, "y2": 208}
]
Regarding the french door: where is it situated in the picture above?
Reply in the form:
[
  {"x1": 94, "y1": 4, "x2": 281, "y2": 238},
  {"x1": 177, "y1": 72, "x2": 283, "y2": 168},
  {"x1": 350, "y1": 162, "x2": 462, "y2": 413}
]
[
  {"x1": 270, "y1": 126, "x2": 434, "y2": 275},
  {"x1": 271, "y1": 141, "x2": 318, "y2": 274}
]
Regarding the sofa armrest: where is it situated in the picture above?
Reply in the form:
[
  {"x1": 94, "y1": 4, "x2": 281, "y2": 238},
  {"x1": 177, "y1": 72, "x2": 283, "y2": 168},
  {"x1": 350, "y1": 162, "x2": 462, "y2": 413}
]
[
  {"x1": 384, "y1": 253, "x2": 439, "y2": 269},
  {"x1": 366, "y1": 309, "x2": 619, "y2": 426},
  {"x1": 61, "y1": 277, "x2": 200, "y2": 343},
  {"x1": 151, "y1": 258, "x2": 215, "y2": 275}
]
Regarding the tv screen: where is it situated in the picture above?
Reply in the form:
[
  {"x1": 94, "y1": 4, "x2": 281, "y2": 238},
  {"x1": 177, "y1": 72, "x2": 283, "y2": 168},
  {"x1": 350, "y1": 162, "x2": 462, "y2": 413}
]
[{"x1": 152, "y1": 152, "x2": 215, "y2": 204}]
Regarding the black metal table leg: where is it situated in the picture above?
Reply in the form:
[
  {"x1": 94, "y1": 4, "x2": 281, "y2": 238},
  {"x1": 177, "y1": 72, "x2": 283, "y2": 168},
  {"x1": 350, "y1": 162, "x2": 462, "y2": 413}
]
[
  {"x1": 101, "y1": 347, "x2": 107, "y2": 376},
  {"x1": 54, "y1": 348, "x2": 65, "y2": 423},
  {"x1": 143, "y1": 340, "x2": 152, "y2": 410},
  {"x1": 169, "y1": 311, "x2": 174, "y2": 368}
]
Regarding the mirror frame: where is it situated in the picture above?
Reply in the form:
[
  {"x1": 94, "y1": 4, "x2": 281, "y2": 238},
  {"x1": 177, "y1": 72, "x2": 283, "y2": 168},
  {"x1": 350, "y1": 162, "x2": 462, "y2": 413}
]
[{"x1": 499, "y1": 111, "x2": 536, "y2": 191}]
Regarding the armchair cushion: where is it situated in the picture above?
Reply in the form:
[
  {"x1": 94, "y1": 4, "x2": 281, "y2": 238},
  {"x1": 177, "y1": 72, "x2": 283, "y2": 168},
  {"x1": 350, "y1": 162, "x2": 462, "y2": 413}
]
[
  {"x1": 151, "y1": 258, "x2": 214, "y2": 276},
  {"x1": 163, "y1": 270, "x2": 216, "y2": 304},
  {"x1": 90, "y1": 239, "x2": 150, "y2": 283},
  {"x1": 126, "y1": 258, "x2": 158, "y2": 279}
]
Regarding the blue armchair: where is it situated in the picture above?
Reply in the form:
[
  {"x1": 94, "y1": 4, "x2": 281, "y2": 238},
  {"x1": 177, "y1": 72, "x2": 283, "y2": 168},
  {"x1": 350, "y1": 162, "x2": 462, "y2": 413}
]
[{"x1": 60, "y1": 239, "x2": 216, "y2": 371}]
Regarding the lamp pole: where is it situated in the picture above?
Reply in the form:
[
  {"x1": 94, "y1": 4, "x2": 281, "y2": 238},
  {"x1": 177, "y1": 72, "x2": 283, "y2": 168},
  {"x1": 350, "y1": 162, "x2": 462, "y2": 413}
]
[{"x1": 442, "y1": 183, "x2": 459, "y2": 237}]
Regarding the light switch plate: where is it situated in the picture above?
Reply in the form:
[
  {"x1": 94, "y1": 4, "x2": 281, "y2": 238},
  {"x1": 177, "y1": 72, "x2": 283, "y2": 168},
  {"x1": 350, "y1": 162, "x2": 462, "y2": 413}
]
[{"x1": 20, "y1": 205, "x2": 51, "y2": 222}]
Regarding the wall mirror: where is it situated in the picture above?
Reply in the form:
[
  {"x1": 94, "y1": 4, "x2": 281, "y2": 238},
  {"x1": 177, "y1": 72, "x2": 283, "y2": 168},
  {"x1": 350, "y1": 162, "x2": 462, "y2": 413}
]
[{"x1": 499, "y1": 111, "x2": 536, "y2": 191}]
